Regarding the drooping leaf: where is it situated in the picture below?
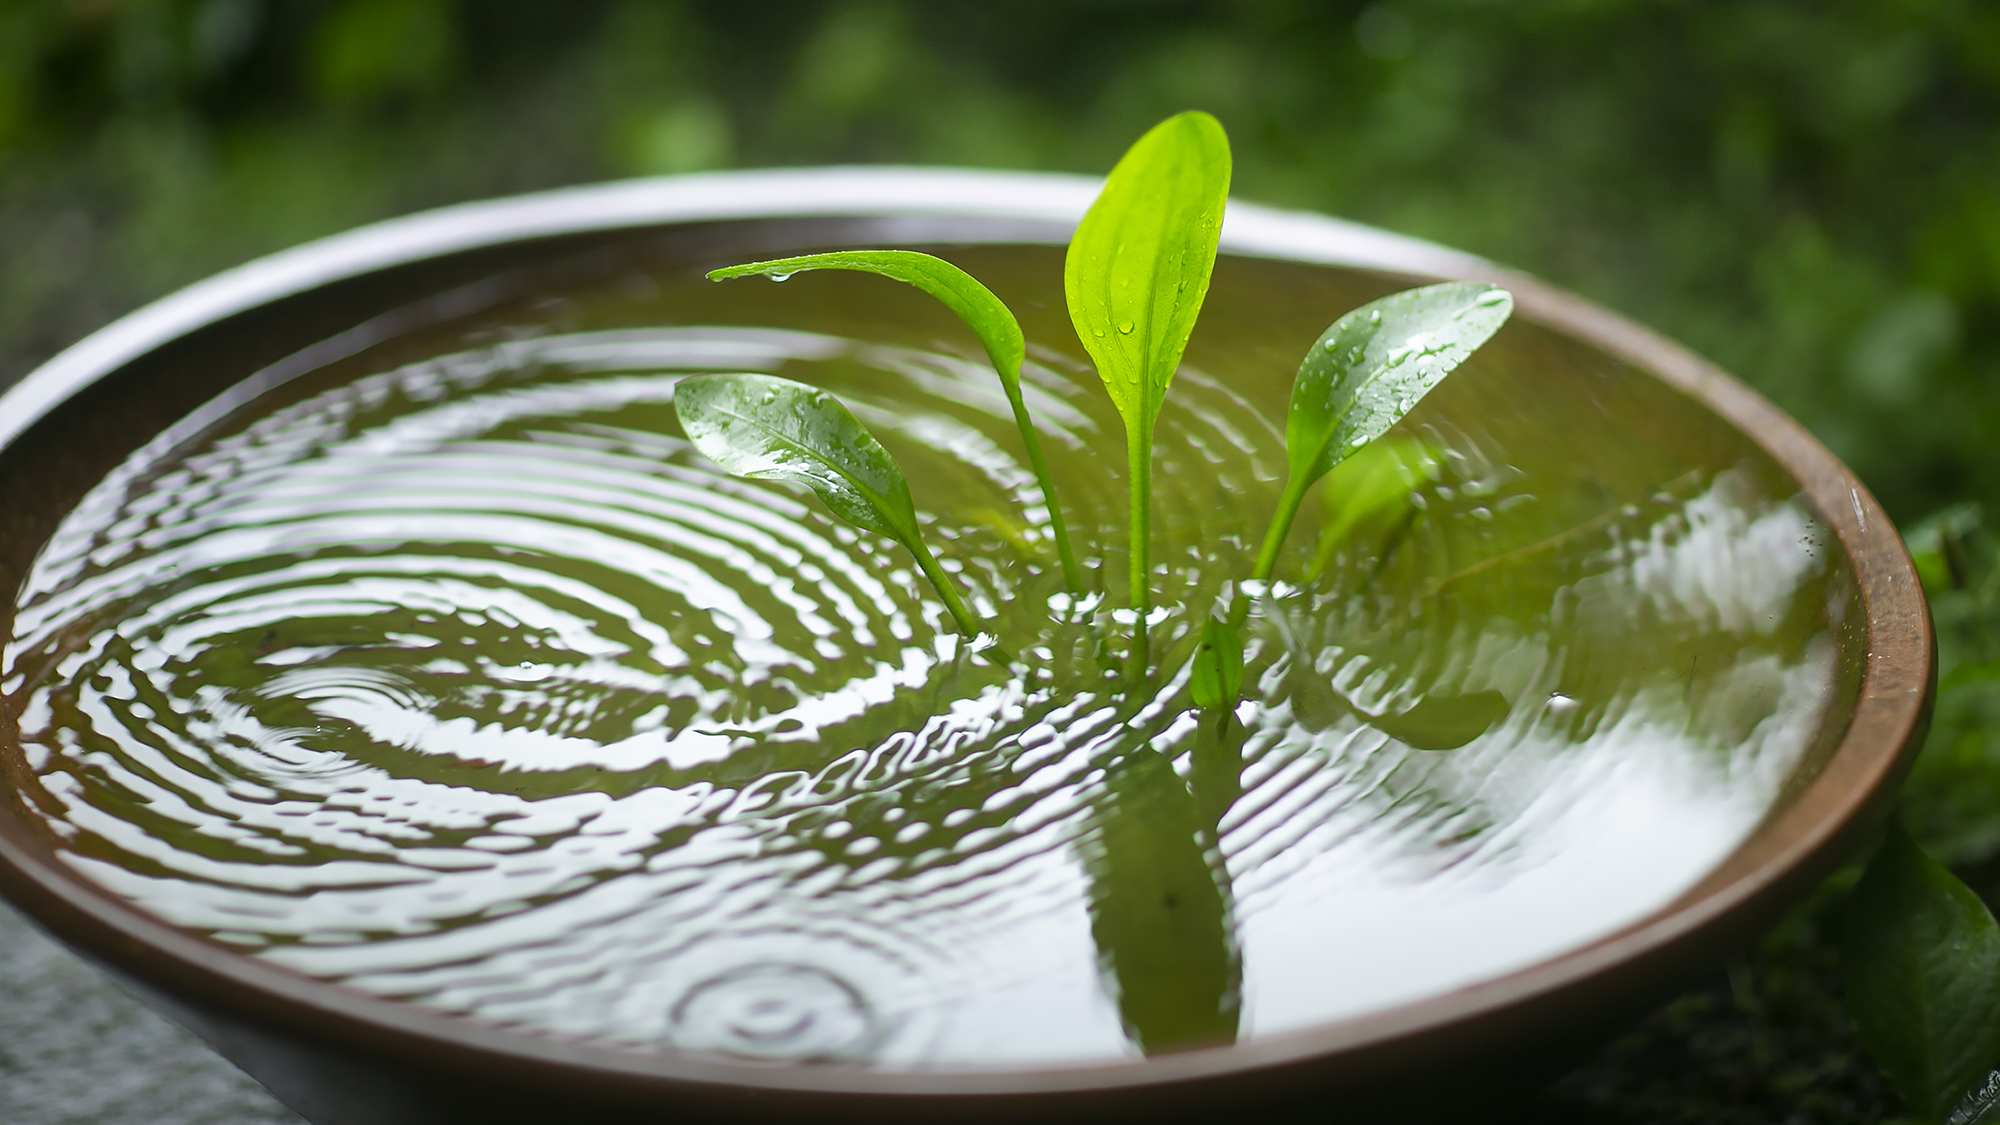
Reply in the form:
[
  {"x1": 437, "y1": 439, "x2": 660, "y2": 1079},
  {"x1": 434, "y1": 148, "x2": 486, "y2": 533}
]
[
  {"x1": 1253, "y1": 282, "x2": 1512, "y2": 580},
  {"x1": 1189, "y1": 618, "x2": 1243, "y2": 711},
  {"x1": 673, "y1": 372, "x2": 980, "y2": 637},
  {"x1": 707, "y1": 251, "x2": 1081, "y2": 590},
  {"x1": 1843, "y1": 821, "x2": 2000, "y2": 1123},
  {"x1": 675, "y1": 373, "x2": 916, "y2": 538},
  {"x1": 1065, "y1": 110, "x2": 1231, "y2": 625},
  {"x1": 712, "y1": 250, "x2": 1025, "y2": 374}
]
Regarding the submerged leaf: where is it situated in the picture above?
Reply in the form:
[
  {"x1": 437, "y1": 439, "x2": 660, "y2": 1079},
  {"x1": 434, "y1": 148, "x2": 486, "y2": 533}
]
[
  {"x1": 1189, "y1": 618, "x2": 1244, "y2": 711},
  {"x1": 708, "y1": 250, "x2": 1082, "y2": 591},
  {"x1": 1066, "y1": 109, "x2": 1231, "y2": 624},
  {"x1": 673, "y1": 373, "x2": 980, "y2": 637},
  {"x1": 1844, "y1": 821, "x2": 2000, "y2": 1123},
  {"x1": 1307, "y1": 435, "x2": 1440, "y2": 579},
  {"x1": 1370, "y1": 689, "x2": 1510, "y2": 752},
  {"x1": 1254, "y1": 282, "x2": 1512, "y2": 580}
]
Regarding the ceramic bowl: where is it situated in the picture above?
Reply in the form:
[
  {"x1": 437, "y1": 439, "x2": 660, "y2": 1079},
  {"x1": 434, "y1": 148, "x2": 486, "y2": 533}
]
[{"x1": 0, "y1": 169, "x2": 1931, "y2": 1124}]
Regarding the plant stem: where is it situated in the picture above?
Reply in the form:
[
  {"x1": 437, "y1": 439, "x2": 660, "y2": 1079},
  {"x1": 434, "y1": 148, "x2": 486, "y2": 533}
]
[
  {"x1": 907, "y1": 538, "x2": 983, "y2": 640},
  {"x1": 998, "y1": 372, "x2": 1083, "y2": 592},
  {"x1": 1229, "y1": 472, "x2": 1316, "y2": 632},
  {"x1": 1252, "y1": 472, "x2": 1313, "y2": 583},
  {"x1": 1128, "y1": 432, "x2": 1151, "y2": 681}
]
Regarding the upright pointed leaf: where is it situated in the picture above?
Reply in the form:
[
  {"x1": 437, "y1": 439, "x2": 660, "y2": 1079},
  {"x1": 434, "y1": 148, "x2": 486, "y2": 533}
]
[
  {"x1": 1844, "y1": 822, "x2": 2000, "y2": 1123},
  {"x1": 673, "y1": 373, "x2": 980, "y2": 637},
  {"x1": 1065, "y1": 108, "x2": 1230, "y2": 659},
  {"x1": 1254, "y1": 282, "x2": 1512, "y2": 580},
  {"x1": 1065, "y1": 111, "x2": 1231, "y2": 438},
  {"x1": 708, "y1": 250, "x2": 1081, "y2": 590}
]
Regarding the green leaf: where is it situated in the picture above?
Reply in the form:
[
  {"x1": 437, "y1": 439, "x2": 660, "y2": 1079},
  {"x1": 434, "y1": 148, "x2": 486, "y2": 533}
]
[
  {"x1": 1369, "y1": 689, "x2": 1510, "y2": 752},
  {"x1": 710, "y1": 250, "x2": 1024, "y2": 373},
  {"x1": 1903, "y1": 502, "x2": 1981, "y2": 597},
  {"x1": 1306, "y1": 435, "x2": 1440, "y2": 580},
  {"x1": 1913, "y1": 542, "x2": 1956, "y2": 599},
  {"x1": 1189, "y1": 618, "x2": 1244, "y2": 711},
  {"x1": 673, "y1": 372, "x2": 981, "y2": 637},
  {"x1": 1065, "y1": 110, "x2": 1231, "y2": 628},
  {"x1": 1942, "y1": 658, "x2": 2000, "y2": 693},
  {"x1": 1253, "y1": 281, "x2": 1512, "y2": 581},
  {"x1": 1843, "y1": 821, "x2": 2000, "y2": 1123},
  {"x1": 1952, "y1": 1071, "x2": 2000, "y2": 1125},
  {"x1": 707, "y1": 250, "x2": 1082, "y2": 591},
  {"x1": 1065, "y1": 111, "x2": 1231, "y2": 446}
]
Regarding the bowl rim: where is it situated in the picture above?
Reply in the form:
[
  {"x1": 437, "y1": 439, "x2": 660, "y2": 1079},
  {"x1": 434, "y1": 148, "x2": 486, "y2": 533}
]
[{"x1": 0, "y1": 167, "x2": 1932, "y2": 1103}]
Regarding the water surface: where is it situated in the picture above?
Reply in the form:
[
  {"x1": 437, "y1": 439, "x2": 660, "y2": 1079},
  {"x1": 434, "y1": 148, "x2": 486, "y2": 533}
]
[{"x1": 2, "y1": 247, "x2": 1856, "y2": 1067}]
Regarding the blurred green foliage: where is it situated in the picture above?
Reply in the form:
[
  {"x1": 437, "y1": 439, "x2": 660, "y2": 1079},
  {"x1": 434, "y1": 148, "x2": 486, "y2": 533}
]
[
  {"x1": 4, "y1": 0, "x2": 2000, "y2": 533},
  {"x1": 6, "y1": 1, "x2": 2000, "y2": 1120},
  {"x1": 1906, "y1": 507, "x2": 2000, "y2": 866}
]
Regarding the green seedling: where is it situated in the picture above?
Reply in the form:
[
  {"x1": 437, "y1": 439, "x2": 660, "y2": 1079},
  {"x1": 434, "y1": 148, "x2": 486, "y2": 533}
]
[
  {"x1": 707, "y1": 250, "x2": 1082, "y2": 592},
  {"x1": 1254, "y1": 281, "x2": 1513, "y2": 582},
  {"x1": 1065, "y1": 110, "x2": 1231, "y2": 670},
  {"x1": 688, "y1": 113, "x2": 1511, "y2": 704},
  {"x1": 673, "y1": 372, "x2": 983, "y2": 639}
]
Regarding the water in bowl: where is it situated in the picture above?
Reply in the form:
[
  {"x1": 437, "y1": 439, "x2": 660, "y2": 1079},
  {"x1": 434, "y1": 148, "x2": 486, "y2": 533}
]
[{"x1": 1, "y1": 246, "x2": 1857, "y2": 1067}]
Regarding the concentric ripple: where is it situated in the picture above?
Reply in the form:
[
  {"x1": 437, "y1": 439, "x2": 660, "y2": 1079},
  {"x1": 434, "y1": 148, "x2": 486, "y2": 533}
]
[{"x1": 3, "y1": 250, "x2": 1857, "y2": 1067}]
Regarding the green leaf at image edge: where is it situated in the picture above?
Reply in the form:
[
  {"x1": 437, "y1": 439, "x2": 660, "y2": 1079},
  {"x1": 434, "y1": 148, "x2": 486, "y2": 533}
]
[
  {"x1": 672, "y1": 372, "x2": 983, "y2": 639},
  {"x1": 1254, "y1": 281, "x2": 1513, "y2": 581},
  {"x1": 1843, "y1": 821, "x2": 2000, "y2": 1123},
  {"x1": 707, "y1": 250, "x2": 1083, "y2": 591},
  {"x1": 1064, "y1": 108, "x2": 1230, "y2": 668}
]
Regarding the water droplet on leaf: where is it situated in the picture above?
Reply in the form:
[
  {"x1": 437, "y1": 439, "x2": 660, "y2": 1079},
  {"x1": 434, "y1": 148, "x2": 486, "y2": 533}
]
[
  {"x1": 1117, "y1": 320, "x2": 1135, "y2": 335},
  {"x1": 768, "y1": 273, "x2": 793, "y2": 283}
]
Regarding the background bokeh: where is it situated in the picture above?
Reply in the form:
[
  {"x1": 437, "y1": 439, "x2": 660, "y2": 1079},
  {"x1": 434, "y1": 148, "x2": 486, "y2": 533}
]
[{"x1": 3, "y1": 1, "x2": 1997, "y2": 1121}]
